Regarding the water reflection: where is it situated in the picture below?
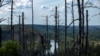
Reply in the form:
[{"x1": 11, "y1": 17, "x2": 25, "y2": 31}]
[{"x1": 50, "y1": 40, "x2": 58, "y2": 54}]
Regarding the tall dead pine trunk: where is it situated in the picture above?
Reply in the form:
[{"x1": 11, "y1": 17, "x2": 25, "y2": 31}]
[
  {"x1": 54, "y1": 6, "x2": 58, "y2": 56},
  {"x1": 0, "y1": 2, "x2": 2, "y2": 46},
  {"x1": 11, "y1": 0, "x2": 14, "y2": 40},
  {"x1": 12, "y1": 25, "x2": 14, "y2": 40},
  {"x1": 77, "y1": 0, "x2": 82, "y2": 56},
  {"x1": 81, "y1": 0, "x2": 85, "y2": 56},
  {"x1": 57, "y1": 12, "x2": 60, "y2": 56},
  {"x1": 22, "y1": 12, "x2": 25, "y2": 56},
  {"x1": 85, "y1": 10, "x2": 89, "y2": 56},
  {"x1": 19, "y1": 15, "x2": 21, "y2": 44},
  {"x1": 0, "y1": 26, "x2": 2, "y2": 47},
  {"x1": 65, "y1": 0, "x2": 68, "y2": 55},
  {"x1": 31, "y1": 0, "x2": 35, "y2": 55},
  {"x1": 46, "y1": 16, "x2": 48, "y2": 42},
  {"x1": 72, "y1": 0, "x2": 75, "y2": 55},
  {"x1": 40, "y1": 34, "x2": 45, "y2": 56}
]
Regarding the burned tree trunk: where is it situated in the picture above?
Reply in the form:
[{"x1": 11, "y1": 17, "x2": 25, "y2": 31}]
[
  {"x1": 65, "y1": 0, "x2": 68, "y2": 55},
  {"x1": 77, "y1": 0, "x2": 83, "y2": 56},
  {"x1": 22, "y1": 12, "x2": 26, "y2": 56},
  {"x1": 57, "y1": 11, "x2": 60, "y2": 56},
  {"x1": 31, "y1": 0, "x2": 34, "y2": 54},
  {"x1": 19, "y1": 15, "x2": 21, "y2": 44},
  {"x1": 11, "y1": 0, "x2": 14, "y2": 40},
  {"x1": 12, "y1": 25, "x2": 14, "y2": 40},
  {"x1": 40, "y1": 34, "x2": 45, "y2": 56},
  {"x1": 0, "y1": 26, "x2": 2, "y2": 47},
  {"x1": 71, "y1": 0, "x2": 75, "y2": 56},
  {"x1": 46, "y1": 15, "x2": 50, "y2": 56},
  {"x1": 54, "y1": 6, "x2": 58, "y2": 56},
  {"x1": 77, "y1": 0, "x2": 86, "y2": 56},
  {"x1": 85, "y1": 10, "x2": 89, "y2": 56},
  {"x1": 81, "y1": 0, "x2": 85, "y2": 56}
]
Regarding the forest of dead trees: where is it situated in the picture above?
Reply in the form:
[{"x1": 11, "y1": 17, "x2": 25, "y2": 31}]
[{"x1": 0, "y1": 0, "x2": 100, "y2": 56}]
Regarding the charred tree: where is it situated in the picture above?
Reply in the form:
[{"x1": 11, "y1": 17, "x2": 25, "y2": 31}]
[
  {"x1": 22, "y1": 12, "x2": 25, "y2": 56},
  {"x1": 54, "y1": 6, "x2": 58, "y2": 56},
  {"x1": 31, "y1": 0, "x2": 34, "y2": 34},
  {"x1": 46, "y1": 15, "x2": 50, "y2": 56},
  {"x1": 46, "y1": 16, "x2": 48, "y2": 42},
  {"x1": 65, "y1": 0, "x2": 68, "y2": 56},
  {"x1": 77, "y1": 0, "x2": 85, "y2": 56},
  {"x1": 57, "y1": 11, "x2": 60, "y2": 56},
  {"x1": 19, "y1": 15, "x2": 21, "y2": 44},
  {"x1": 0, "y1": 26, "x2": 2, "y2": 47},
  {"x1": 0, "y1": 0, "x2": 3, "y2": 48},
  {"x1": 31, "y1": 0, "x2": 34, "y2": 55},
  {"x1": 81, "y1": 0, "x2": 85, "y2": 56},
  {"x1": 40, "y1": 34, "x2": 45, "y2": 56},
  {"x1": 12, "y1": 25, "x2": 14, "y2": 40},
  {"x1": 71, "y1": 0, "x2": 75, "y2": 56},
  {"x1": 85, "y1": 10, "x2": 89, "y2": 56},
  {"x1": 77, "y1": 0, "x2": 82, "y2": 56},
  {"x1": 11, "y1": 0, "x2": 14, "y2": 40}
]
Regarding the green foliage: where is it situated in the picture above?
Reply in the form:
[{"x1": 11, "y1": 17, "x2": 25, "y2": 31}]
[
  {"x1": 34, "y1": 42, "x2": 40, "y2": 51},
  {"x1": 0, "y1": 47, "x2": 6, "y2": 56},
  {"x1": 0, "y1": 40, "x2": 21, "y2": 56}
]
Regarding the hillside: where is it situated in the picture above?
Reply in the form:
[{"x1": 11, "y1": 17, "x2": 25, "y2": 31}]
[{"x1": 0, "y1": 24, "x2": 100, "y2": 41}]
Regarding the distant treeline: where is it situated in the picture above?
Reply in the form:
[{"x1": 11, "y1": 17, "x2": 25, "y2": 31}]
[{"x1": 1, "y1": 25, "x2": 100, "y2": 40}]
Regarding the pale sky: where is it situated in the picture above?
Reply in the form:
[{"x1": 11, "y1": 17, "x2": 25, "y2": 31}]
[{"x1": 0, "y1": 0, "x2": 100, "y2": 25}]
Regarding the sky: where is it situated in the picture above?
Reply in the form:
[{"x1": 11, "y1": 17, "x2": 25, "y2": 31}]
[{"x1": 0, "y1": 0, "x2": 100, "y2": 25}]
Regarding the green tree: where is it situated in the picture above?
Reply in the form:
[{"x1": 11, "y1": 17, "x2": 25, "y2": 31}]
[{"x1": 0, "y1": 40, "x2": 21, "y2": 56}]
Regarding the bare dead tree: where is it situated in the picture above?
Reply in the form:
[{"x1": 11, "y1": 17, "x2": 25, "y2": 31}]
[
  {"x1": 31, "y1": 0, "x2": 34, "y2": 36},
  {"x1": 0, "y1": 0, "x2": 11, "y2": 7},
  {"x1": 19, "y1": 15, "x2": 21, "y2": 44},
  {"x1": 85, "y1": 10, "x2": 89, "y2": 56},
  {"x1": 77, "y1": 0, "x2": 83, "y2": 56},
  {"x1": 81, "y1": 0, "x2": 85, "y2": 56},
  {"x1": 0, "y1": 0, "x2": 4, "y2": 47},
  {"x1": 46, "y1": 15, "x2": 50, "y2": 56},
  {"x1": 57, "y1": 11, "x2": 60, "y2": 56},
  {"x1": 11, "y1": 0, "x2": 14, "y2": 40},
  {"x1": 0, "y1": 26, "x2": 2, "y2": 47},
  {"x1": 77, "y1": 0, "x2": 86, "y2": 56},
  {"x1": 40, "y1": 34, "x2": 45, "y2": 56},
  {"x1": 31, "y1": 0, "x2": 34, "y2": 55},
  {"x1": 46, "y1": 16, "x2": 48, "y2": 42},
  {"x1": 71, "y1": 0, "x2": 75, "y2": 56},
  {"x1": 12, "y1": 25, "x2": 14, "y2": 40},
  {"x1": 65, "y1": 0, "x2": 68, "y2": 55},
  {"x1": 54, "y1": 6, "x2": 58, "y2": 56},
  {"x1": 22, "y1": 12, "x2": 25, "y2": 56}
]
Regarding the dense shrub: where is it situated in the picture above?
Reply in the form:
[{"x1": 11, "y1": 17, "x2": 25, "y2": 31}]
[{"x1": 0, "y1": 40, "x2": 21, "y2": 56}]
